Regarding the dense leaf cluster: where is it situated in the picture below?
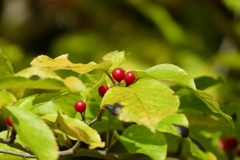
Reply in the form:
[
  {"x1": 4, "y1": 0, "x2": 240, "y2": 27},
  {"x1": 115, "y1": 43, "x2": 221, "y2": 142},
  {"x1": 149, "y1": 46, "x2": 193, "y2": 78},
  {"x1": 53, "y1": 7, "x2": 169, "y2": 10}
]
[{"x1": 0, "y1": 51, "x2": 234, "y2": 160}]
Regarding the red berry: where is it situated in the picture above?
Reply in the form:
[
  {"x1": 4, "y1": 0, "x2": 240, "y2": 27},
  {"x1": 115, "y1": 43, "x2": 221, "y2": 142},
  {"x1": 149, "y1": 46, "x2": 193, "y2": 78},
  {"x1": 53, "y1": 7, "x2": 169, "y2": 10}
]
[
  {"x1": 124, "y1": 71, "x2": 136, "y2": 85},
  {"x1": 225, "y1": 136, "x2": 238, "y2": 149},
  {"x1": 112, "y1": 68, "x2": 125, "y2": 82},
  {"x1": 74, "y1": 101, "x2": 86, "y2": 113},
  {"x1": 6, "y1": 117, "x2": 13, "y2": 127},
  {"x1": 98, "y1": 85, "x2": 109, "y2": 97},
  {"x1": 219, "y1": 139, "x2": 227, "y2": 150}
]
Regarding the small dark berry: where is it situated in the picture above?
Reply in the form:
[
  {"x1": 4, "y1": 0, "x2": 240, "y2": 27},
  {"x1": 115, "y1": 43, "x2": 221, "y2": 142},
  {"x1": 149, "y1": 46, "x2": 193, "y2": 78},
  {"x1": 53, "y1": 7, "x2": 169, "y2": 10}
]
[
  {"x1": 6, "y1": 117, "x2": 13, "y2": 127},
  {"x1": 112, "y1": 68, "x2": 125, "y2": 82},
  {"x1": 74, "y1": 101, "x2": 86, "y2": 113},
  {"x1": 124, "y1": 71, "x2": 136, "y2": 85},
  {"x1": 98, "y1": 85, "x2": 109, "y2": 97}
]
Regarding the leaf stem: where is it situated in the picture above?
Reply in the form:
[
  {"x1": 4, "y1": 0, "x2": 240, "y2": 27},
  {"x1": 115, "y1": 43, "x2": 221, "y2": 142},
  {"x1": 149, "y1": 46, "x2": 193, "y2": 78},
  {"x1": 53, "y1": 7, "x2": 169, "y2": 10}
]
[
  {"x1": 87, "y1": 109, "x2": 105, "y2": 126},
  {"x1": 98, "y1": 68, "x2": 116, "y2": 86}
]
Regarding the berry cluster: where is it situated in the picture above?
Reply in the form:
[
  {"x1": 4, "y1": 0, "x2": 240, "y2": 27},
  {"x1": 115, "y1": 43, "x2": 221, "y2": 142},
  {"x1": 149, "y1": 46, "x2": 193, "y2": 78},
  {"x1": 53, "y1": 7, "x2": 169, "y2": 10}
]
[
  {"x1": 74, "y1": 68, "x2": 136, "y2": 120},
  {"x1": 98, "y1": 68, "x2": 136, "y2": 98},
  {"x1": 220, "y1": 135, "x2": 240, "y2": 157}
]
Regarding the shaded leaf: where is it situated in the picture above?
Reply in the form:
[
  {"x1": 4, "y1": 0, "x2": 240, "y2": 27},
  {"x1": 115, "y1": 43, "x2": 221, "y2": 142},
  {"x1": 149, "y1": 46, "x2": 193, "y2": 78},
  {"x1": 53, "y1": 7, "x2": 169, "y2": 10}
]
[
  {"x1": 101, "y1": 78, "x2": 179, "y2": 132},
  {"x1": 157, "y1": 113, "x2": 189, "y2": 137},
  {"x1": 191, "y1": 89, "x2": 233, "y2": 126},
  {"x1": 0, "y1": 90, "x2": 17, "y2": 109},
  {"x1": 114, "y1": 125, "x2": 167, "y2": 160},
  {"x1": 194, "y1": 76, "x2": 223, "y2": 90},
  {"x1": 0, "y1": 76, "x2": 67, "y2": 90},
  {"x1": 186, "y1": 138, "x2": 217, "y2": 160},
  {"x1": 42, "y1": 114, "x2": 105, "y2": 149},
  {"x1": 0, "y1": 51, "x2": 14, "y2": 77},
  {"x1": 2, "y1": 106, "x2": 59, "y2": 160},
  {"x1": 31, "y1": 94, "x2": 78, "y2": 117}
]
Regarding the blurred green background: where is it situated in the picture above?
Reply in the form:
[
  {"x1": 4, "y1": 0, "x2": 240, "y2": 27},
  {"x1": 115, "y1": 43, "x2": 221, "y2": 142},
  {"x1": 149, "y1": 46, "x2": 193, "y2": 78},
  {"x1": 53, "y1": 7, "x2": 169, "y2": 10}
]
[{"x1": 2, "y1": 0, "x2": 240, "y2": 106}]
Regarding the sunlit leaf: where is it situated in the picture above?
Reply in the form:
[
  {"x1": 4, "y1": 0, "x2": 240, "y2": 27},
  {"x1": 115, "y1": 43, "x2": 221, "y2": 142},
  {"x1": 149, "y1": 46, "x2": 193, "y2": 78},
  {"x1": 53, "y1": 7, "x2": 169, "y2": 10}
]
[
  {"x1": 63, "y1": 76, "x2": 88, "y2": 93},
  {"x1": 102, "y1": 51, "x2": 126, "y2": 71},
  {"x1": 15, "y1": 67, "x2": 62, "y2": 80},
  {"x1": 2, "y1": 107, "x2": 59, "y2": 160},
  {"x1": 114, "y1": 125, "x2": 167, "y2": 160},
  {"x1": 101, "y1": 78, "x2": 179, "y2": 132},
  {"x1": 42, "y1": 114, "x2": 105, "y2": 149},
  {"x1": 30, "y1": 54, "x2": 112, "y2": 74},
  {"x1": 143, "y1": 64, "x2": 196, "y2": 90},
  {"x1": 13, "y1": 94, "x2": 37, "y2": 110},
  {"x1": 0, "y1": 90, "x2": 17, "y2": 109}
]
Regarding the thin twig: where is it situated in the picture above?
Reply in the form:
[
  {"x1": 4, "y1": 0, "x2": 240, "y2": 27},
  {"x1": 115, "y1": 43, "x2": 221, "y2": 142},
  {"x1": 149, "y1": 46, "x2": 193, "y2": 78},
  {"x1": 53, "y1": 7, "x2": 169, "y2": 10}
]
[
  {"x1": 0, "y1": 149, "x2": 36, "y2": 158},
  {"x1": 87, "y1": 109, "x2": 105, "y2": 126},
  {"x1": 9, "y1": 129, "x2": 16, "y2": 144},
  {"x1": 0, "y1": 138, "x2": 30, "y2": 153},
  {"x1": 98, "y1": 68, "x2": 116, "y2": 86}
]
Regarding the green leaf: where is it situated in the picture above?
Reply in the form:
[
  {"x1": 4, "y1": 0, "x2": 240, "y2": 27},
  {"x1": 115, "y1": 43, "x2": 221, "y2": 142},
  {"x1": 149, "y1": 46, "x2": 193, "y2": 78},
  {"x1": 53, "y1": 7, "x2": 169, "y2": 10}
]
[
  {"x1": 157, "y1": 113, "x2": 188, "y2": 137},
  {"x1": 0, "y1": 76, "x2": 66, "y2": 90},
  {"x1": 0, "y1": 66, "x2": 67, "y2": 90},
  {"x1": 15, "y1": 67, "x2": 62, "y2": 80},
  {"x1": 30, "y1": 54, "x2": 112, "y2": 74},
  {"x1": 114, "y1": 125, "x2": 167, "y2": 160},
  {"x1": 0, "y1": 51, "x2": 14, "y2": 77},
  {"x1": 42, "y1": 113, "x2": 105, "y2": 149},
  {"x1": 194, "y1": 76, "x2": 223, "y2": 90},
  {"x1": 0, "y1": 90, "x2": 17, "y2": 109},
  {"x1": 187, "y1": 138, "x2": 217, "y2": 160},
  {"x1": 13, "y1": 94, "x2": 37, "y2": 110},
  {"x1": 191, "y1": 90, "x2": 233, "y2": 126},
  {"x1": 141, "y1": 64, "x2": 196, "y2": 90},
  {"x1": 31, "y1": 94, "x2": 78, "y2": 117},
  {"x1": 63, "y1": 76, "x2": 89, "y2": 94},
  {"x1": 101, "y1": 78, "x2": 179, "y2": 132},
  {"x1": 2, "y1": 106, "x2": 59, "y2": 160},
  {"x1": 102, "y1": 51, "x2": 126, "y2": 71}
]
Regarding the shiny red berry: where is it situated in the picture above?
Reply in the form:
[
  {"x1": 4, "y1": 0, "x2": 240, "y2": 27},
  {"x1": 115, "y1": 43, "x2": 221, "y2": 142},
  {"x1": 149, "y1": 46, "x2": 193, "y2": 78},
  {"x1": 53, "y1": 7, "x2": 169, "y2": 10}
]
[
  {"x1": 74, "y1": 101, "x2": 86, "y2": 113},
  {"x1": 98, "y1": 85, "x2": 109, "y2": 97},
  {"x1": 112, "y1": 68, "x2": 125, "y2": 82},
  {"x1": 225, "y1": 136, "x2": 238, "y2": 149},
  {"x1": 124, "y1": 71, "x2": 136, "y2": 85},
  {"x1": 6, "y1": 117, "x2": 13, "y2": 127}
]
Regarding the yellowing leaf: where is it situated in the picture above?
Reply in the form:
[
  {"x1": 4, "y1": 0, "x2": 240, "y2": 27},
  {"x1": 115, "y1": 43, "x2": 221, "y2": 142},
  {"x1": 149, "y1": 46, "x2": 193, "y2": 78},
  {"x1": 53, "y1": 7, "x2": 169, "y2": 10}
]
[
  {"x1": 30, "y1": 54, "x2": 112, "y2": 74},
  {"x1": 63, "y1": 76, "x2": 88, "y2": 93},
  {"x1": 42, "y1": 114, "x2": 105, "y2": 149}
]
